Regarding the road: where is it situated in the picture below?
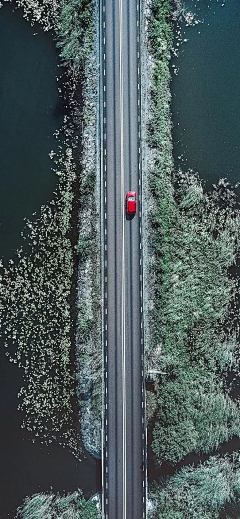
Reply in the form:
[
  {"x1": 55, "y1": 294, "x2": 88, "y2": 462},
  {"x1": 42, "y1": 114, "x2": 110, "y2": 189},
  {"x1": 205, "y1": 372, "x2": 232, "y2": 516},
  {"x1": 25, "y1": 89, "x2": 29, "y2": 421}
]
[{"x1": 100, "y1": 0, "x2": 147, "y2": 518}]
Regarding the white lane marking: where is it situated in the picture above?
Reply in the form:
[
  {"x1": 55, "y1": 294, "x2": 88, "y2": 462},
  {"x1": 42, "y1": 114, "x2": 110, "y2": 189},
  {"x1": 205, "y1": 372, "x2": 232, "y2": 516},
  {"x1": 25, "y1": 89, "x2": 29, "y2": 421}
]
[{"x1": 119, "y1": 0, "x2": 126, "y2": 515}]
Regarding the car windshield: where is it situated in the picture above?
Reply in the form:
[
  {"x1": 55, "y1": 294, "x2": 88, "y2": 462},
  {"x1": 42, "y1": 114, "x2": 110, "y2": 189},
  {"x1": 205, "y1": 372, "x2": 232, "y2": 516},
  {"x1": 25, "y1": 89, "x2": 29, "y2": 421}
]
[{"x1": 128, "y1": 196, "x2": 135, "y2": 201}]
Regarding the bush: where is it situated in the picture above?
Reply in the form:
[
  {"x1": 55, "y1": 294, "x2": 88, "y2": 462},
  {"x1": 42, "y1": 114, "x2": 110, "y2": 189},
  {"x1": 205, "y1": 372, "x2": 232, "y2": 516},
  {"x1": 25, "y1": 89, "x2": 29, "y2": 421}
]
[
  {"x1": 148, "y1": 454, "x2": 240, "y2": 518},
  {"x1": 16, "y1": 489, "x2": 99, "y2": 519}
]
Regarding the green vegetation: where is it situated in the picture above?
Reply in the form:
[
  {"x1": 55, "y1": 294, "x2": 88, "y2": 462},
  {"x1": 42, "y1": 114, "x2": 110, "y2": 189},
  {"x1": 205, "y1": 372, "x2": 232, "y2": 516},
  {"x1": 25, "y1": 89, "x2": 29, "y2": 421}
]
[
  {"x1": 150, "y1": 173, "x2": 240, "y2": 464},
  {"x1": 16, "y1": 489, "x2": 99, "y2": 519},
  {"x1": 146, "y1": 0, "x2": 240, "y2": 516},
  {"x1": 149, "y1": 454, "x2": 240, "y2": 519},
  {"x1": 56, "y1": 0, "x2": 95, "y2": 73},
  {"x1": 16, "y1": 0, "x2": 94, "y2": 73},
  {"x1": 147, "y1": 0, "x2": 240, "y2": 467}
]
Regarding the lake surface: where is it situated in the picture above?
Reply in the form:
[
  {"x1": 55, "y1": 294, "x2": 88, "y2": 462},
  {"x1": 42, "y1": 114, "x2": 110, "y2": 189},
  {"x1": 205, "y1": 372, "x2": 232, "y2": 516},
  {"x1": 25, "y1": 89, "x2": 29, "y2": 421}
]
[
  {"x1": 171, "y1": 0, "x2": 240, "y2": 190},
  {"x1": 0, "y1": 4, "x2": 100, "y2": 517}
]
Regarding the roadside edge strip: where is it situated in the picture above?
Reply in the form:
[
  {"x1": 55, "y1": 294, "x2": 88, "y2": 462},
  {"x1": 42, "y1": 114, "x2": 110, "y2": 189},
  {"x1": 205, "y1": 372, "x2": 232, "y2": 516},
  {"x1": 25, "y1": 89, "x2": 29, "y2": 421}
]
[
  {"x1": 137, "y1": 1, "x2": 147, "y2": 518},
  {"x1": 100, "y1": 0, "x2": 108, "y2": 516}
]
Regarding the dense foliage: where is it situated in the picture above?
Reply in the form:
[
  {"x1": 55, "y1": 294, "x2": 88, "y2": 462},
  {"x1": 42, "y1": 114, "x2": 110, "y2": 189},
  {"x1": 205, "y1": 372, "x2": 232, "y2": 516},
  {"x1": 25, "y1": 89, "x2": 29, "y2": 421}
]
[
  {"x1": 148, "y1": 454, "x2": 240, "y2": 519},
  {"x1": 16, "y1": 490, "x2": 99, "y2": 519},
  {"x1": 56, "y1": 0, "x2": 94, "y2": 72},
  {"x1": 150, "y1": 173, "x2": 240, "y2": 464}
]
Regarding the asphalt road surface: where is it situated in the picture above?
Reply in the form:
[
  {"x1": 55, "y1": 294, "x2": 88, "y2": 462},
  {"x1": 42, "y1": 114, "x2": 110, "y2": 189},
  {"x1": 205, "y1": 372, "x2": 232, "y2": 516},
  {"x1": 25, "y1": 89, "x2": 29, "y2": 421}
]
[{"x1": 100, "y1": 0, "x2": 146, "y2": 518}]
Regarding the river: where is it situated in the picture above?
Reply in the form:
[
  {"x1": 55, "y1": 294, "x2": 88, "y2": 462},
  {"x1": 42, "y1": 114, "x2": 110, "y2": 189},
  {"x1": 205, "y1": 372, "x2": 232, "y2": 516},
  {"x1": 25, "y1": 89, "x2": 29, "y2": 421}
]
[{"x1": 0, "y1": 3, "x2": 100, "y2": 517}]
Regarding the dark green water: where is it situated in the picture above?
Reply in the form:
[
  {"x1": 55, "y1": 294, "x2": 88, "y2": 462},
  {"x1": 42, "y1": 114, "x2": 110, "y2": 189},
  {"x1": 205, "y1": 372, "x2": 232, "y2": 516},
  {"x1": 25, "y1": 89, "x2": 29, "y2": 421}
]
[
  {"x1": 0, "y1": 4, "x2": 100, "y2": 517},
  {"x1": 171, "y1": 0, "x2": 240, "y2": 190},
  {"x1": 0, "y1": 3, "x2": 60, "y2": 260}
]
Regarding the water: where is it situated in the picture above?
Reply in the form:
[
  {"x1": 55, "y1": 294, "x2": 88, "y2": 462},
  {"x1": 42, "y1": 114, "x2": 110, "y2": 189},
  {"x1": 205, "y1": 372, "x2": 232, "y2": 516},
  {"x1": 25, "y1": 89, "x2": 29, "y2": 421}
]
[
  {"x1": 0, "y1": 2, "x2": 60, "y2": 261},
  {"x1": 0, "y1": 4, "x2": 100, "y2": 517},
  {"x1": 171, "y1": 0, "x2": 240, "y2": 190}
]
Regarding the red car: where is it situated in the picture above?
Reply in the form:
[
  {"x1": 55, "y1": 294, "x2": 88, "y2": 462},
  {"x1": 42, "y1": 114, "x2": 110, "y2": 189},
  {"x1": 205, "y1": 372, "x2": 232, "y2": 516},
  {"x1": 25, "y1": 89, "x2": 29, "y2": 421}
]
[{"x1": 126, "y1": 191, "x2": 137, "y2": 214}]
